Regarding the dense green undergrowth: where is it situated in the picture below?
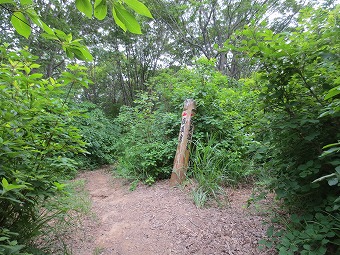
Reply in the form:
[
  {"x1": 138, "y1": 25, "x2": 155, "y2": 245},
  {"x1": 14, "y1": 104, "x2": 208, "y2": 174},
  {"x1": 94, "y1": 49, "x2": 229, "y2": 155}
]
[
  {"x1": 226, "y1": 6, "x2": 340, "y2": 254},
  {"x1": 113, "y1": 58, "x2": 262, "y2": 189},
  {"x1": 71, "y1": 101, "x2": 118, "y2": 169},
  {"x1": 0, "y1": 45, "x2": 91, "y2": 254}
]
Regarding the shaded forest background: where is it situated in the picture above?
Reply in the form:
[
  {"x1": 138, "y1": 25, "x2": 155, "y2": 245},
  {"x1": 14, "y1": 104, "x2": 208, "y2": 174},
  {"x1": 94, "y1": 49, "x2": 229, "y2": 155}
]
[{"x1": 0, "y1": 0, "x2": 339, "y2": 254}]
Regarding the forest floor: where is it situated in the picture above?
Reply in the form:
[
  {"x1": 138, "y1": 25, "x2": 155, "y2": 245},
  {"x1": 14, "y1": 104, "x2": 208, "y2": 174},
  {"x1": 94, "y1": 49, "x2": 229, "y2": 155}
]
[{"x1": 65, "y1": 167, "x2": 276, "y2": 255}]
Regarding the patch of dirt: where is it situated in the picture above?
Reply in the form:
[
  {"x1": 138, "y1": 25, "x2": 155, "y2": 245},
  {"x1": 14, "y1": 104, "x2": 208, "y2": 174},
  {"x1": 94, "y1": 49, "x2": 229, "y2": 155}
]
[{"x1": 67, "y1": 168, "x2": 275, "y2": 255}]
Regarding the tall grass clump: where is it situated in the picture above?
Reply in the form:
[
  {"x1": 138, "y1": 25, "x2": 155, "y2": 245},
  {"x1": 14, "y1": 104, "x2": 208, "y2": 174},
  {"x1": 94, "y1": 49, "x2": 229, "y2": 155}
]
[{"x1": 190, "y1": 136, "x2": 227, "y2": 207}]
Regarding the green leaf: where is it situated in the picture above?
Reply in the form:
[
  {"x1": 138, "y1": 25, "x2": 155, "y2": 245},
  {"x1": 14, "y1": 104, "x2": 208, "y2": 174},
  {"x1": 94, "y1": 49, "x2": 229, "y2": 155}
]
[
  {"x1": 29, "y1": 73, "x2": 43, "y2": 79},
  {"x1": 20, "y1": 0, "x2": 32, "y2": 5},
  {"x1": 290, "y1": 214, "x2": 300, "y2": 223},
  {"x1": 11, "y1": 12, "x2": 31, "y2": 39},
  {"x1": 26, "y1": 9, "x2": 54, "y2": 35},
  {"x1": 124, "y1": 0, "x2": 153, "y2": 18},
  {"x1": 323, "y1": 147, "x2": 340, "y2": 156},
  {"x1": 69, "y1": 44, "x2": 93, "y2": 61},
  {"x1": 336, "y1": 166, "x2": 340, "y2": 174},
  {"x1": 53, "y1": 181, "x2": 67, "y2": 191},
  {"x1": 41, "y1": 22, "x2": 55, "y2": 35},
  {"x1": 114, "y1": 3, "x2": 141, "y2": 34},
  {"x1": 65, "y1": 48, "x2": 74, "y2": 58},
  {"x1": 112, "y1": 4, "x2": 127, "y2": 32},
  {"x1": 266, "y1": 226, "x2": 274, "y2": 237},
  {"x1": 325, "y1": 86, "x2": 340, "y2": 100},
  {"x1": 41, "y1": 33, "x2": 59, "y2": 41},
  {"x1": 328, "y1": 177, "x2": 338, "y2": 186},
  {"x1": 54, "y1": 29, "x2": 68, "y2": 41},
  {"x1": 69, "y1": 47, "x2": 87, "y2": 61},
  {"x1": 94, "y1": 0, "x2": 107, "y2": 20},
  {"x1": 75, "y1": 0, "x2": 93, "y2": 18},
  {"x1": 78, "y1": 45, "x2": 93, "y2": 61},
  {"x1": 0, "y1": 0, "x2": 15, "y2": 4},
  {"x1": 30, "y1": 63, "x2": 40, "y2": 69},
  {"x1": 323, "y1": 142, "x2": 340, "y2": 149},
  {"x1": 1, "y1": 178, "x2": 27, "y2": 193},
  {"x1": 2, "y1": 178, "x2": 9, "y2": 189}
]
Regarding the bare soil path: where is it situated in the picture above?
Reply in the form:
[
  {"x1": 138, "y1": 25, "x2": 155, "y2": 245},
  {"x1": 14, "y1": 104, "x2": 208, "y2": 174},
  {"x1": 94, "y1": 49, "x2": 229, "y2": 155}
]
[{"x1": 68, "y1": 168, "x2": 274, "y2": 255}]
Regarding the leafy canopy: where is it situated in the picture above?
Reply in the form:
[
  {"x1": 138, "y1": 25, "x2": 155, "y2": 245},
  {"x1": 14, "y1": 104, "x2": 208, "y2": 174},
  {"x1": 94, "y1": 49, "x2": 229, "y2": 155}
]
[{"x1": 1, "y1": 0, "x2": 153, "y2": 61}]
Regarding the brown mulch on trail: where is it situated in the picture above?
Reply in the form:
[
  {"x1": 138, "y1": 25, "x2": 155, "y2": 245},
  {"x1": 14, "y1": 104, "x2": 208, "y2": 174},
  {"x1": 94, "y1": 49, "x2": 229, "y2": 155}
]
[{"x1": 66, "y1": 168, "x2": 276, "y2": 255}]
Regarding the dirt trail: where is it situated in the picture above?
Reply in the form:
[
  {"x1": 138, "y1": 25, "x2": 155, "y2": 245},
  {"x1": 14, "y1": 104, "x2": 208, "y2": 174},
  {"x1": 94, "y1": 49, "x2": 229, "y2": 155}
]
[{"x1": 69, "y1": 168, "x2": 273, "y2": 255}]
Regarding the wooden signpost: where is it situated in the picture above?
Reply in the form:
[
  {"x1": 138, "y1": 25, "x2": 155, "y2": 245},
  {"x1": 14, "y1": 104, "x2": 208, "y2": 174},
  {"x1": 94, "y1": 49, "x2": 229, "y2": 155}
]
[{"x1": 170, "y1": 99, "x2": 196, "y2": 186}]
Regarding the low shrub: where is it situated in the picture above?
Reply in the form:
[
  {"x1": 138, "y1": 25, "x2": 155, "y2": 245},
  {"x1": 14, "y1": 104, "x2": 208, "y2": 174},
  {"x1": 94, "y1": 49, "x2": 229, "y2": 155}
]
[
  {"x1": 114, "y1": 92, "x2": 178, "y2": 183},
  {"x1": 71, "y1": 101, "x2": 118, "y2": 169}
]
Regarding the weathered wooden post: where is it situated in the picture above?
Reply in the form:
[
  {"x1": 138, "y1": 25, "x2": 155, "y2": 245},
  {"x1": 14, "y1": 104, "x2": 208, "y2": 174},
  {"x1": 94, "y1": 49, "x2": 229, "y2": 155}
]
[{"x1": 170, "y1": 99, "x2": 196, "y2": 186}]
